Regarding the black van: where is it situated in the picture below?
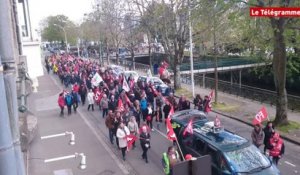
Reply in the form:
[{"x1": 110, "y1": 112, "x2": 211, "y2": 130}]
[{"x1": 171, "y1": 110, "x2": 281, "y2": 175}]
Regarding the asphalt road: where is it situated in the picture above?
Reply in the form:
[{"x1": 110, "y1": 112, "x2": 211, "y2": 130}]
[
  {"x1": 40, "y1": 62, "x2": 300, "y2": 175},
  {"x1": 73, "y1": 101, "x2": 300, "y2": 175}
]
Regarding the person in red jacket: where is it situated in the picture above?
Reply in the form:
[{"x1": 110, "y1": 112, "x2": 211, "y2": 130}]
[
  {"x1": 269, "y1": 132, "x2": 285, "y2": 165},
  {"x1": 58, "y1": 93, "x2": 65, "y2": 116}
]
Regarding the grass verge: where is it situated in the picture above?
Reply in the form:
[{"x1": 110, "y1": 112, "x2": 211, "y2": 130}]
[
  {"x1": 277, "y1": 121, "x2": 300, "y2": 133},
  {"x1": 212, "y1": 102, "x2": 239, "y2": 113},
  {"x1": 175, "y1": 88, "x2": 194, "y2": 99}
]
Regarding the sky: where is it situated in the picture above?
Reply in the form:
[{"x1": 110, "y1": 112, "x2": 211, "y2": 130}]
[{"x1": 29, "y1": 0, "x2": 94, "y2": 30}]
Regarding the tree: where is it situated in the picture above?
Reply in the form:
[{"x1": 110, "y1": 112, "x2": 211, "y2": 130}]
[
  {"x1": 123, "y1": 13, "x2": 144, "y2": 69},
  {"x1": 192, "y1": 0, "x2": 236, "y2": 102},
  {"x1": 96, "y1": 0, "x2": 125, "y2": 65},
  {"x1": 130, "y1": 0, "x2": 158, "y2": 69},
  {"x1": 227, "y1": 0, "x2": 300, "y2": 125},
  {"x1": 40, "y1": 15, "x2": 78, "y2": 45},
  {"x1": 139, "y1": 0, "x2": 189, "y2": 89}
]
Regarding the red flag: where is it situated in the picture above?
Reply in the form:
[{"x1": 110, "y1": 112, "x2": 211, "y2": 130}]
[
  {"x1": 205, "y1": 90, "x2": 214, "y2": 113},
  {"x1": 158, "y1": 67, "x2": 165, "y2": 76},
  {"x1": 166, "y1": 118, "x2": 177, "y2": 141},
  {"x1": 252, "y1": 106, "x2": 268, "y2": 125},
  {"x1": 94, "y1": 90, "x2": 102, "y2": 104},
  {"x1": 214, "y1": 116, "x2": 221, "y2": 127},
  {"x1": 126, "y1": 134, "x2": 137, "y2": 150},
  {"x1": 183, "y1": 119, "x2": 193, "y2": 136},
  {"x1": 149, "y1": 85, "x2": 158, "y2": 97},
  {"x1": 124, "y1": 94, "x2": 131, "y2": 105},
  {"x1": 117, "y1": 98, "x2": 125, "y2": 112}
]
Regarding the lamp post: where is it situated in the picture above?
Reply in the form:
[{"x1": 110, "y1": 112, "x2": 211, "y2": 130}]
[
  {"x1": 188, "y1": 0, "x2": 195, "y2": 98},
  {"x1": 54, "y1": 24, "x2": 68, "y2": 53}
]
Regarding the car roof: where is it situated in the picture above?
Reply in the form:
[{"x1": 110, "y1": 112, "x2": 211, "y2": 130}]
[
  {"x1": 171, "y1": 110, "x2": 249, "y2": 151},
  {"x1": 192, "y1": 124, "x2": 249, "y2": 151},
  {"x1": 139, "y1": 76, "x2": 163, "y2": 82},
  {"x1": 124, "y1": 71, "x2": 138, "y2": 74},
  {"x1": 171, "y1": 109, "x2": 208, "y2": 126}
]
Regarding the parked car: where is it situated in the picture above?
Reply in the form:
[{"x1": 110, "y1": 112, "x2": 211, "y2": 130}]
[
  {"x1": 124, "y1": 71, "x2": 139, "y2": 82},
  {"x1": 171, "y1": 110, "x2": 281, "y2": 175},
  {"x1": 137, "y1": 76, "x2": 169, "y2": 95},
  {"x1": 107, "y1": 65, "x2": 124, "y2": 76}
]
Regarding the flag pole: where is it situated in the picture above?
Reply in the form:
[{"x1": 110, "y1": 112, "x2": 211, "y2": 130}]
[{"x1": 174, "y1": 135, "x2": 186, "y2": 161}]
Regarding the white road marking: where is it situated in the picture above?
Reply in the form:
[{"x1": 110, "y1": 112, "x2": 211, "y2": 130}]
[
  {"x1": 153, "y1": 128, "x2": 168, "y2": 139},
  {"x1": 77, "y1": 109, "x2": 130, "y2": 174},
  {"x1": 285, "y1": 161, "x2": 296, "y2": 167},
  {"x1": 48, "y1": 72, "x2": 130, "y2": 174}
]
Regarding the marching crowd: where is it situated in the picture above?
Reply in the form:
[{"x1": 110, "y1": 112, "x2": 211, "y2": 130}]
[
  {"x1": 47, "y1": 54, "x2": 285, "y2": 175},
  {"x1": 48, "y1": 54, "x2": 197, "y2": 173}
]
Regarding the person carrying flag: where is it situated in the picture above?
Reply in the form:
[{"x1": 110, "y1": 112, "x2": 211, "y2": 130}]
[
  {"x1": 204, "y1": 90, "x2": 214, "y2": 113},
  {"x1": 162, "y1": 146, "x2": 180, "y2": 175},
  {"x1": 116, "y1": 122, "x2": 130, "y2": 161},
  {"x1": 251, "y1": 124, "x2": 265, "y2": 148}
]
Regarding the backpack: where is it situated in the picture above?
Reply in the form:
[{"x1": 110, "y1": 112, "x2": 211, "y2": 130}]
[{"x1": 66, "y1": 95, "x2": 73, "y2": 106}]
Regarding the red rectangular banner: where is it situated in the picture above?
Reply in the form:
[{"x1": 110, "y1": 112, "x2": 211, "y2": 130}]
[{"x1": 250, "y1": 7, "x2": 300, "y2": 17}]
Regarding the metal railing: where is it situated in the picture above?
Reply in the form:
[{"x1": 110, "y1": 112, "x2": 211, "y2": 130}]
[
  {"x1": 110, "y1": 59, "x2": 151, "y2": 72},
  {"x1": 104, "y1": 59, "x2": 300, "y2": 111},
  {"x1": 180, "y1": 73, "x2": 300, "y2": 112},
  {"x1": 179, "y1": 59, "x2": 260, "y2": 71}
]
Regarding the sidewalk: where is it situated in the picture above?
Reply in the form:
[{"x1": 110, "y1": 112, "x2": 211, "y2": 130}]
[
  {"x1": 181, "y1": 83, "x2": 300, "y2": 145},
  {"x1": 27, "y1": 71, "x2": 128, "y2": 175},
  {"x1": 131, "y1": 67, "x2": 300, "y2": 145}
]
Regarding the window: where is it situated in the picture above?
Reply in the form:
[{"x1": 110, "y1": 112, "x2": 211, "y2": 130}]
[
  {"x1": 206, "y1": 146, "x2": 218, "y2": 165},
  {"x1": 182, "y1": 132, "x2": 194, "y2": 148},
  {"x1": 224, "y1": 145, "x2": 270, "y2": 173},
  {"x1": 219, "y1": 155, "x2": 231, "y2": 173},
  {"x1": 193, "y1": 138, "x2": 206, "y2": 155}
]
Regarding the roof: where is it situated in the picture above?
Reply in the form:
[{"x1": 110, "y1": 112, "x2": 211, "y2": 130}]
[
  {"x1": 193, "y1": 125, "x2": 249, "y2": 151},
  {"x1": 171, "y1": 109, "x2": 208, "y2": 126},
  {"x1": 171, "y1": 109, "x2": 249, "y2": 151}
]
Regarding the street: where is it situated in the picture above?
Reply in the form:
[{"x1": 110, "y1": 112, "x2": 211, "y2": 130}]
[{"x1": 27, "y1": 67, "x2": 300, "y2": 175}]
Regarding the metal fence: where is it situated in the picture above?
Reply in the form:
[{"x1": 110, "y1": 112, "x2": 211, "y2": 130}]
[
  {"x1": 109, "y1": 59, "x2": 151, "y2": 72},
  {"x1": 179, "y1": 59, "x2": 259, "y2": 71},
  {"x1": 101, "y1": 58, "x2": 300, "y2": 112},
  {"x1": 180, "y1": 73, "x2": 300, "y2": 112}
]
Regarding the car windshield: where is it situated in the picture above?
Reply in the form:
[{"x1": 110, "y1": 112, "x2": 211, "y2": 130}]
[
  {"x1": 224, "y1": 145, "x2": 270, "y2": 173},
  {"x1": 151, "y1": 78, "x2": 163, "y2": 85}
]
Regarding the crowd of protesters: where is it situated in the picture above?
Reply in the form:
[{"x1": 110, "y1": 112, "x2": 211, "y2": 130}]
[
  {"x1": 48, "y1": 54, "x2": 209, "y2": 165},
  {"x1": 48, "y1": 53, "x2": 286, "y2": 173}
]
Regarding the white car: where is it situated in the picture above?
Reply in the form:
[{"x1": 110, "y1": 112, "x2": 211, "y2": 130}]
[
  {"x1": 108, "y1": 65, "x2": 124, "y2": 76},
  {"x1": 138, "y1": 76, "x2": 169, "y2": 95},
  {"x1": 124, "y1": 71, "x2": 139, "y2": 82}
]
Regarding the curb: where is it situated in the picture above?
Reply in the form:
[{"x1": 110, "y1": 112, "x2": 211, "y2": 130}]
[
  {"x1": 173, "y1": 94, "x2": 300, "y2": 146},
  {"x1": 119, "y1": 66, "x2": 300, "y2": 146},
  {"x1": 212, "y1": 110, "x2": 300, "y2": 146}
]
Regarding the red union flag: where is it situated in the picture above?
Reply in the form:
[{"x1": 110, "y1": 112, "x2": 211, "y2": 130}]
[
  {"x1": 166, "y1": 118, "x2": 177, "y2": 141},
  {"x1": 117, "y1": 98, "x2": 125, "y2": 112},
  {"x1": 183, "y1": 119, "x2": 193, "y2": 136},
  {"x1": 252, "y1": 107, "x2": 268, "y2": 125},
  {"x1": 126, "y1": 134, "x2": 137, "y2": 150},
  {"x1": 205, "y1": 90, "x2": 214, "y2": 113}
]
